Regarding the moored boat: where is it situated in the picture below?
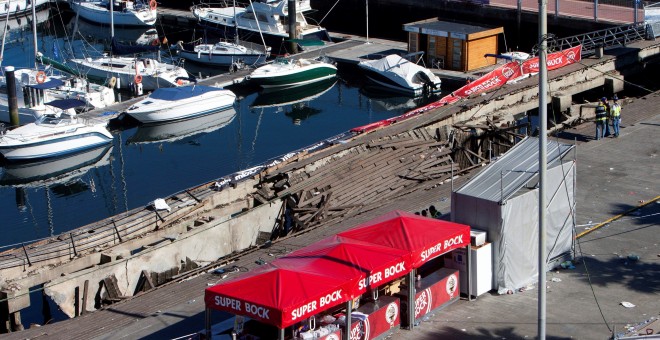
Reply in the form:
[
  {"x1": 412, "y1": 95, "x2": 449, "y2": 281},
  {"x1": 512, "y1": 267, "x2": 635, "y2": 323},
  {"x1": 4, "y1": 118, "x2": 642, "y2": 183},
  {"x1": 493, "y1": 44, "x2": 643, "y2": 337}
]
[
  {"x1": 175, "y1": 39, "x2": 271, "y2": 68},
  {"x1": 357, "y1": 53, "x2": 442, "y2": 97},
  {"x1": 191, "y1": 0, "x2": 330, "y2": 50},
  {"x1": 248, "y1": 56, "x2": 337, "y2": 88},
  {"x1": 67, "y1": 56, "x2": 190, "y2": 91},
  {"x1": 0, "y1": 99, "x2": 114, "y2": 161},
  {"x1": 125, "y1": 81, "x2": 237, "y2": 124},
  {"x1": 69, "y1": 0, "x2": 158, "y2": 27}
]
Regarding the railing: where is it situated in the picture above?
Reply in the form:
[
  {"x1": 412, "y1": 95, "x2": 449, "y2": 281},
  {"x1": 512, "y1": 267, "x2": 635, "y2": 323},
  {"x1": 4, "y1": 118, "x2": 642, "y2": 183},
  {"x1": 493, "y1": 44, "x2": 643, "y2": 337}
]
[
  {"x1": 548, "y1": 23, "x2": 647, "y2": 55},
  {"x1": 489, "y1": 0, "x2": 645, "y2": 24}
]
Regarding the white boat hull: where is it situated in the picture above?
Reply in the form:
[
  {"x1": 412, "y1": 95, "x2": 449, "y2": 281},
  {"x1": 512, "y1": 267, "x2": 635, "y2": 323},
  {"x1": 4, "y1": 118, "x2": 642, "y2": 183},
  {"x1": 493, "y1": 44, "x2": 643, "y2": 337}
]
[
  {"x1": 177, "y1": 44, "x2": 269, "y2": 67},
  {"x1": 0, "y1": 115, "x2": 114, "y2": 161},
  {"x1": 0, "y1": 0, "x2": 49, "y2": 18},
  {"x1": 69, "y1": 57, "x2": 189, "y2": 91},
  {"x1": 70, "y1": 0, "x2": 157, "y2": 27},
  {"x1": 126, "y1": 87, "x2": 237, "y2": 124},
  {"x1": 249, "y1": 58, "x2": 337, "y2": 88}
]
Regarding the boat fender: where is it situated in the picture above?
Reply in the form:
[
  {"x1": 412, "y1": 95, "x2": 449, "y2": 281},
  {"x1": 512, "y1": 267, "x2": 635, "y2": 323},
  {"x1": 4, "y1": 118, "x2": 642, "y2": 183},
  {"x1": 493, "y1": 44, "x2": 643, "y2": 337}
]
[
  {"x1": 134, "y1": 74, "x2": 143, "y2": 84},
  {"x1": 36, "y1": 71, "x2": 47, "y2": 84},
  {"x1": 109, "y1": 76, "x2": 117, "y2": 88},
  {"x1": 150, "y1": 0, "x2": 157, "y2": 11}
]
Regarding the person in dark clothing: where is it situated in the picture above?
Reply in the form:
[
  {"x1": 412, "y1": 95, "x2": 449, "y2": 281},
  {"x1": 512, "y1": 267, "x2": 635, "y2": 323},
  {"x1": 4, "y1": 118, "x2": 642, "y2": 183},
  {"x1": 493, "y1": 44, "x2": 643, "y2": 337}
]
[{"x1": 595, "y1": 97, "x2": 608, "y2": 140}]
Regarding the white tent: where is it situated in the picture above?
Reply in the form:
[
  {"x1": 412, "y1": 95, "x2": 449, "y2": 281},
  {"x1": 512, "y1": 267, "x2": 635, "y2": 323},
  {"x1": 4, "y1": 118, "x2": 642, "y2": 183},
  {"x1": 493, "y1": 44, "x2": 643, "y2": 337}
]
[{"x1": 451, "y1": 137, "x2": 576, "y2": 293}]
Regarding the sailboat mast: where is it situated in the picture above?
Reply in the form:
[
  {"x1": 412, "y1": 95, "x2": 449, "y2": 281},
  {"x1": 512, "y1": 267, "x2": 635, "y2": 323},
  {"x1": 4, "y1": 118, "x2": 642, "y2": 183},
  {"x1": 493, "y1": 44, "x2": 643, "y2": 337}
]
[
  {"x1": 0, "y1": 8, "x2": 10, "y2": 70},
  {"x1": 111, "y1": 0, "x2": 115, "y2": 44},
  {"x1": 233, "y1": 0, "x2": 238, "y2": 45},
  {"x1": 32, "y1": 0, "x2": 38, "y2": 69}
]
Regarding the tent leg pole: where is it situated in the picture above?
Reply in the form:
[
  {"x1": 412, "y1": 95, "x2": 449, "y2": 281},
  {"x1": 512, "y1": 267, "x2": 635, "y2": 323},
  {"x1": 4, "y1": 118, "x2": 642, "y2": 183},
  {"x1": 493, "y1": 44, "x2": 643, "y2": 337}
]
[
  {"x1": 344, "y1": 300, "x2": 353, "y2": 339},
  {"x1": 279, "y1": 327, "x2": 285, "y2": 340},
  {"x1": 205, "y1": 308, "x2": 211, "y2": 339},
  {"x1": 467, "y1": 244, "x2": 474, "y2": 301},
  {"x1": 408, "y1": 271, "x2": 415, "y2": 330}
]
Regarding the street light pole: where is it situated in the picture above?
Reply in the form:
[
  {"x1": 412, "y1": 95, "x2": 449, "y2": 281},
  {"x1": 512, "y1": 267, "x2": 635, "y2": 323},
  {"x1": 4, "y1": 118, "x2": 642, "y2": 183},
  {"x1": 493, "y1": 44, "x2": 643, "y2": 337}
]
[{"x1": 538, "y1": 0, "x2": 548, "y2": 337}]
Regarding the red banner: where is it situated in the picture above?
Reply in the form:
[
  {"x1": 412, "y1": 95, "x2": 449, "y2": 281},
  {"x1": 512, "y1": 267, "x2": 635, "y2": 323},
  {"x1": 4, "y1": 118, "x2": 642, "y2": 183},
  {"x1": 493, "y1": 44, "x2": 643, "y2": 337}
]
[
  {"x1": 452, "y1": 61, "x2": 523, "y2": 98},
  {"x1": 522, "y1": 45, "x2": 582, "y2": 74}
]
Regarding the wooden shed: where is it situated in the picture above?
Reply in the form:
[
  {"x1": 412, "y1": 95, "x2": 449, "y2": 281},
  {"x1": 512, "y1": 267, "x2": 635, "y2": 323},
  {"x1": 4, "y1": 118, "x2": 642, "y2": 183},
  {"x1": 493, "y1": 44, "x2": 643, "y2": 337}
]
[{"x1": 403, "y1": 18, "x2": 504, "y2": 72}]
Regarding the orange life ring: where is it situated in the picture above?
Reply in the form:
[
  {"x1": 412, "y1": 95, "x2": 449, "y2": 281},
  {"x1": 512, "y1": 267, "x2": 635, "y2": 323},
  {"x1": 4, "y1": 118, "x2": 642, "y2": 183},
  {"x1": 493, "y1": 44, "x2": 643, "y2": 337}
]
[
  {"x1": 149, "y1": 0, "x2": 157, "y2": 10},
  {"x1": 36, "y1": 71, "x2": 47, "y2": 84},
  {"x1": 176, "y1": 79, "x2": 184, "y2": 86},
  {"x1": 151, "y1": 38, "x2": 160, "y2": 46},
  {"x1": 134, "y1": 74, "x2": 143, "y2": 84}
]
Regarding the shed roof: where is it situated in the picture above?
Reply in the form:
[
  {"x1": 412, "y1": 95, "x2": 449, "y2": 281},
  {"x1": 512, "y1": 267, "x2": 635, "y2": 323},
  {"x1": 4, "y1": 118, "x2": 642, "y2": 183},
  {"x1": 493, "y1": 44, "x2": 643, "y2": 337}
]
[
  {"x1": 404, "y1": 18, "x2": 503, "y2": 39},
  {"x1": 454, "y1": 137, "x2": 574, "y2": 202}
]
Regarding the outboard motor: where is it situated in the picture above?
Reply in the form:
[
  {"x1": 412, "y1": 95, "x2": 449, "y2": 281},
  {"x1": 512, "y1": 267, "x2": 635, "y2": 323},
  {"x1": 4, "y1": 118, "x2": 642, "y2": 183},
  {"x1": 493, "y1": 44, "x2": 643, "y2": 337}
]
[{"x1": 414, "y1": 71, "x2": 437, "y2": 95}]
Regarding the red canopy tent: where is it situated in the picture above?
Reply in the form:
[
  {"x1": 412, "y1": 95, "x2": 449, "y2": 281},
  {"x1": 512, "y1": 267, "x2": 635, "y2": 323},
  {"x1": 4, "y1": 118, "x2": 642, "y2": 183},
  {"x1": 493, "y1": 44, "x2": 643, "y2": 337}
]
[
  {"x1": 337, "y1": 210, "x2": 471, "y2": 268},
  {"x1": 205, "y1": 264, "x2": 350, "y2": 329},
  {"x1": 274, "y1": 235, "x2": 411, "y2": 297}
]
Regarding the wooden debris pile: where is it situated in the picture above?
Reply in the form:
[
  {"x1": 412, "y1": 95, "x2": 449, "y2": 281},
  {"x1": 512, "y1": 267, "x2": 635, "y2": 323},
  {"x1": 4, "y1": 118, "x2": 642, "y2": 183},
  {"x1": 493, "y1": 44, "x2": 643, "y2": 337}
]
[{"x1": 263, "y1": 130, "x2": 460, "y2": 234}]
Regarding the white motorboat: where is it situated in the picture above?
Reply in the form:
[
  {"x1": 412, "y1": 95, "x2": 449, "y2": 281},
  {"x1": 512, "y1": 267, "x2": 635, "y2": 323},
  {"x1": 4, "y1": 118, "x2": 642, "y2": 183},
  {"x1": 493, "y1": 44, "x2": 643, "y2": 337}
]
[
  {"x1": 357, "y1": 53, "x2": 442, "y2": 97},
  {"x1": 191, "y1": 0, "x2": 330, "y2": 50},
  {"x1": 176, "y1": 39, "x2": 271, "y2": 68},
  {"x1": 69, "y1": 0, "x2": 158, "y2": 27},
  {"x1": 0, "y1": 68, "x2": 116, "y2": 124},
  {"x1": 127, "y1": 107, "x2": 236, "y2": 144},
  {"x1": 68, "y1": 56, "x2": 189, "y2": 91},
  {"x1": 0, "y1": 99, "x2": 114, "y2": 161},
  {"x1": 248, "y1": 56, "x2": 337, "y2": 88},
  {"x1": 125, "y1": 81, "x2": 236, "y2": 124}
]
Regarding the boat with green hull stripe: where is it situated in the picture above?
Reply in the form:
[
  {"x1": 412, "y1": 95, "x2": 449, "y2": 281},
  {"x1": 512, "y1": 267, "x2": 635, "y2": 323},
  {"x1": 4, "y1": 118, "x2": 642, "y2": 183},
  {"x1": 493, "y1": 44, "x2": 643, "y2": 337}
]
[{"x1": 248, "y1": 56, "x2": 337, "y2": 88}]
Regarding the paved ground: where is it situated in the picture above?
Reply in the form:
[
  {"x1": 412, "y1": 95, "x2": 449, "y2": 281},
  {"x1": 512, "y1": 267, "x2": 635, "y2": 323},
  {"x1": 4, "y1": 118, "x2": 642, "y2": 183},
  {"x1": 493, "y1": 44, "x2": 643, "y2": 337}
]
[
  {"x1": 5, "y1": 86, "x2": 659, "y2": 340},
  {"x1": 393, "y1": 92, "x2": 660, "y2": 339}
]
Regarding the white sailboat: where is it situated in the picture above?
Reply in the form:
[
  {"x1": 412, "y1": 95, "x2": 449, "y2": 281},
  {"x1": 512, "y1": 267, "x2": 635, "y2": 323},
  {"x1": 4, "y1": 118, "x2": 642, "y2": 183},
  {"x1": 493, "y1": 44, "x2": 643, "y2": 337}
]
[
  {"x1": 0, "y1": 2, "x2": 115, "y2": 124},
  {"x1": 67, "y1": 0, "x2": 189, "y2": 91},
  {"x1": 191, "y1": 0, "x2": 330, "y2": 50},
  {"x1": 69, "y1": 0, "x2": 158, "y2": 27},
  {"x1": 177, "y1": 0, "x2": 270, "y2": 68}
]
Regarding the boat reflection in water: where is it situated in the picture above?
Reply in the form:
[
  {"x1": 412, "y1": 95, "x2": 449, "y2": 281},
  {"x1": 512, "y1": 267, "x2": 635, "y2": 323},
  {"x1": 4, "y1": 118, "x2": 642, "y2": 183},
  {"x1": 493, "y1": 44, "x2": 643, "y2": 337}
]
[
  {"x1": 0, "y1": 144, "x2": 113, "y2": 187},
  {"x1": 127, "y1": 107, "x2": 237, "y2": 144},
  {"x1": 251, "y1": 79, "x2": 336, "y2": 125},
  {"x1": 359, "y1": 85, "x2": 437, "y2": 112}
]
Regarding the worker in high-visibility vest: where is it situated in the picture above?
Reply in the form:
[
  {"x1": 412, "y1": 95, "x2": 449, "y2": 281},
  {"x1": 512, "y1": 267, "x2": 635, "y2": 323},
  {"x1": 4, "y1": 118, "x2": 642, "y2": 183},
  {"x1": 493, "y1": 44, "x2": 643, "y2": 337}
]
[
  {"x1": 610, "y1": 95, "x2": 622, "y2": 137},
  {"x1": 595, "y1": 97, "x2": 608, "y2": 140}
]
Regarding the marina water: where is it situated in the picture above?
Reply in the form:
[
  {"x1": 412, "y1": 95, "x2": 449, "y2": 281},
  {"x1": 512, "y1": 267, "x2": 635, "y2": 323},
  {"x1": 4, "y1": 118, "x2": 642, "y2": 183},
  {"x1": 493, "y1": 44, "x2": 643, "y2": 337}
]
[{"x1": 0, "y1": 9, "x2": 444, "y2": 250}]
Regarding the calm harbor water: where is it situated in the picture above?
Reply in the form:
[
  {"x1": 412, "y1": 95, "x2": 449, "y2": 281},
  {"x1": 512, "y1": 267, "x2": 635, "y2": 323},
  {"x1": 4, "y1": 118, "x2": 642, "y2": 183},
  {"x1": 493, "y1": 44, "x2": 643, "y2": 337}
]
[{"x1": 0, "y1": 9, "x2": 445, "y2": 249}]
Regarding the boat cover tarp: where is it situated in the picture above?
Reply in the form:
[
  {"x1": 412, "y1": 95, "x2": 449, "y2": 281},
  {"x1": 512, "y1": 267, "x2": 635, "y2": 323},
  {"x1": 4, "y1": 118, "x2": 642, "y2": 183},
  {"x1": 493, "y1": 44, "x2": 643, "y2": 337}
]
[
  {"x1": 451, "y1": 137, "x2": 576, "y2": 293},
  {"x1": 358, "y1": 54, "x2": 434, "y2": 86},
  {"x1": 148, "y1": 85, "x2": 224, "y2": 101},
  {"x1": 45, "y1": 99, "x2": 88, "y2": 110},
  {"x1": 205, "y1": 210, "x2": 471, "y2": 328},
  {"x1": 337, "y1": 210, "x2": 471, "y2": 268},
  {"x1": 26, "y1": 78, "x2": 65, "y2": 90}
]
